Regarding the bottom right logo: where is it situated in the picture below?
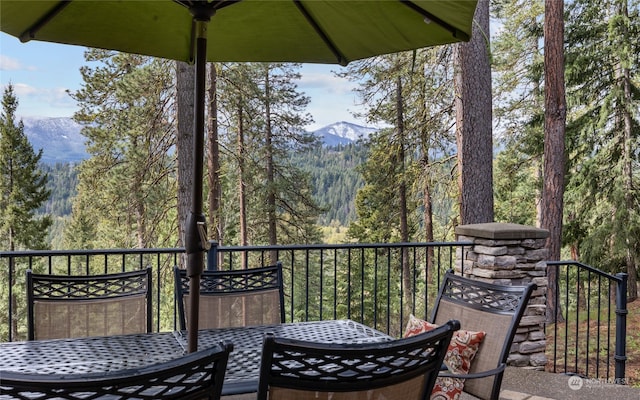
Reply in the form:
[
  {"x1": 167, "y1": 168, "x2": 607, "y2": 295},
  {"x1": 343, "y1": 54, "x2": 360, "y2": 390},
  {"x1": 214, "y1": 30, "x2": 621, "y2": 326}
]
[{"x1": 567, "y1": 375, "x2": 584, "y2": 391}]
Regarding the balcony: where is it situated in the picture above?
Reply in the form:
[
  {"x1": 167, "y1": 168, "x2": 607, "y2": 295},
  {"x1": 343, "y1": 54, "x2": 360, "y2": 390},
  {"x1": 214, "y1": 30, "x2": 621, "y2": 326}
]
[
  {"x1": 0, "y1": 235, "x2": 630, "y2": 391},
  {"x1": 2, "y1": 242, "x2": 466, "y2": 340}
]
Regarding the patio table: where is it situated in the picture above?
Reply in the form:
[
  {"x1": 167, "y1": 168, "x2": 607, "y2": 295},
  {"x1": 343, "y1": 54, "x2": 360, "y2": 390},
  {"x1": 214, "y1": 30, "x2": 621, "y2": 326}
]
[{"x1": 0, "y1": 319, "x2": 392, "y2": 396}]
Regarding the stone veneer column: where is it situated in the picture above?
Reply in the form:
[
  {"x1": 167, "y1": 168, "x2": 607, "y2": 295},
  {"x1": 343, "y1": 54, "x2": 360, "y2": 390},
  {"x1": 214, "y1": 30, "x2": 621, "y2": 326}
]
[{"x1": 455, "y1": 222, "x2": 548, "y2": 370}]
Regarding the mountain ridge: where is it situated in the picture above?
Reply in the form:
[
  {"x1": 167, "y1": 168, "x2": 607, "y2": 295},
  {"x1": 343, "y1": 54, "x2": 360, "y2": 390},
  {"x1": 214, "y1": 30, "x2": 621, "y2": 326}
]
[
  {"x1": 22, "y1": 117, "x2": 87, "y2": 164},
  {"x1": 22, "y1": 117, "x2": 376, "y2": 164},
  {"x1": 313, "y1": 121, "x2": 377, "y2": 146}
]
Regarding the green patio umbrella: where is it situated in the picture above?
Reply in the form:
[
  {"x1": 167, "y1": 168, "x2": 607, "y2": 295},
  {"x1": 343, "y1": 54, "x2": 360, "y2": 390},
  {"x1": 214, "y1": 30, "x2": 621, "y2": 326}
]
[{"x1": 1, "y1": 0, "x2": 478, "y2": 352}]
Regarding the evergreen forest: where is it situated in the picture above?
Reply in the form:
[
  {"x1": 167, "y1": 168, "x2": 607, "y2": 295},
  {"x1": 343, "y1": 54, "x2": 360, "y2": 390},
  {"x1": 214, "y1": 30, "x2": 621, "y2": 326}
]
[
  {"x1": 2, "y1": 0, "x2": 639, "y2": 294},
  {"x1": 38, "y1": 143, "x2": 368, "y2": 247}
]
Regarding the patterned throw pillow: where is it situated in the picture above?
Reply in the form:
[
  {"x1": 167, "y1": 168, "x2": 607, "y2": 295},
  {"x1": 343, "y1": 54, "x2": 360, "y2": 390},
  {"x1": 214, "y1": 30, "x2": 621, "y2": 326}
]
[{"x1": 403, "y1": 314, "x2": 486, "y2": 400}]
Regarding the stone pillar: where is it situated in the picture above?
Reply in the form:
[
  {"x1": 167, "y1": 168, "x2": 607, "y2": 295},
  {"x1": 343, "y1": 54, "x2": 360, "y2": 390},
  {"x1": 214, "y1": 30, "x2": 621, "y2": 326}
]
[{"x1": 455, "y1": 222, "x2": 548, "y2": 370}]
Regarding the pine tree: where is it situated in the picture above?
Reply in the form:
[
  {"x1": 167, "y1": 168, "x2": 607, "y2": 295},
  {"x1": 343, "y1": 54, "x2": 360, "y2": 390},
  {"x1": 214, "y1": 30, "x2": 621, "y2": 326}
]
[
  {"x1": 493, "y1": 146, "x2": 537, "y2": 225},
  {"x1": 493, "y1": 0, "x2": 640, "y2": 302},
  {"x1": 344, "y1": 49, "x2": 457, "y2": 243},
  {"x1": 564, "y1": 0, "x2": 640, "y2": 300},
  {"x1": 67, "y1": 50, "x2": 176, "y2": 249},
  {"x1": 409, "y1": 47, "x2": 458, "y2": 241},
  {"x1": 176, "y1": 60, "x2": 195, "y2": 263},
  {"x1": 0, "y1": 85, "x2": 51, "y2": 251},
  {"x1": 454, "y1": 0, "x2": 494, "y2": 224},
  {"x1": 256, "y1": 63, "x2": 321, "y2": 248},
  {"x1": 216, "y1": 62, "x2": 263, "y2": 252},
  {"x1": 62, "y1": 189, "x2": 97, "y2": 250},
  {"x1": 207, "y1": 63, "x2": 223, "y2": 245},
  {"x1": 217, "y1": 63, "x2": 322, "y2": 250},
  {"x1": 343, "y1": 50, "x2": 458, "y2": 316},
  {"x1": 541, "y1": 0, "x2": 567, "y2": 260},
  {"x1": 492, "y1": 0, "x2": 545, "y2": 227}
]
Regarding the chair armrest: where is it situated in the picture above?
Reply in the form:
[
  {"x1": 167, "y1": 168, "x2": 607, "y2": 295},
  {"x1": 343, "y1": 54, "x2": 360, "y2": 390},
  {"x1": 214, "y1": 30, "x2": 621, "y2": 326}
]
[{"x1": 438, "y1": 363, "x2": 506, "y2": 380}]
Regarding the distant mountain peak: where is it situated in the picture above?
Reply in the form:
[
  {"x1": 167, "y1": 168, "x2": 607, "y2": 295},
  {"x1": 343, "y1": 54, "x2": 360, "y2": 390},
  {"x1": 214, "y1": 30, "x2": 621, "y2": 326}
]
[
  {"x1": 22, "y1": 117, "x2": 375, "y2": 164},
  {"x1": 22, "y1": 116, "x2": 87, "y2": 164},
  {"x1": 312, "y1": 121, "x2": 377, "y2": 146}
]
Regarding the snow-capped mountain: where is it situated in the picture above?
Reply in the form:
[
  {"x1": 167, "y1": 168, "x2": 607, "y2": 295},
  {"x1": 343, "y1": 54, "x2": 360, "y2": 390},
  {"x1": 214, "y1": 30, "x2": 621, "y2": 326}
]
[
  {"x1": 20, "y1": 117, "x2": 376, "y2": 164},
  {"x1": 22, "y1": 117, "x2": 87, "y2": 164},
  {"x1": 312, "y1": 121, "x2": 377, "y2": 146}
]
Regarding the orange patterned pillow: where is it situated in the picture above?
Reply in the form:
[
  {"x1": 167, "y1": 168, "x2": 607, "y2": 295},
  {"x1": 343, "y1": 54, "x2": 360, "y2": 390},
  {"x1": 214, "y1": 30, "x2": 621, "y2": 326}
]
[{"x1": 404, "y1": 314, "x2": 486, "y2": 400}]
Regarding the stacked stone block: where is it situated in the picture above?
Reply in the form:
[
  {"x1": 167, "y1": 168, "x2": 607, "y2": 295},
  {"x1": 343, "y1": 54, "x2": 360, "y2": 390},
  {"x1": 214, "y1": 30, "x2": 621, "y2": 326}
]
[{"x1": 454, "y1": 222, "x2": 548, "y2": 370}]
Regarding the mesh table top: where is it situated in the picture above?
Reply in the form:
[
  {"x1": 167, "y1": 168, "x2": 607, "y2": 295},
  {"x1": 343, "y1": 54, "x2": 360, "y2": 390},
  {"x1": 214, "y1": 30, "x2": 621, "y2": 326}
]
[
  {"x1": 0, "y1": 320, "x2": 392, "y2": 395},
  {"x1": 175, "y1": 319, "x2": 393, "y2": 394},
  {"x1": 0, "y1": 331, "x2": 183, "y2": 375}
]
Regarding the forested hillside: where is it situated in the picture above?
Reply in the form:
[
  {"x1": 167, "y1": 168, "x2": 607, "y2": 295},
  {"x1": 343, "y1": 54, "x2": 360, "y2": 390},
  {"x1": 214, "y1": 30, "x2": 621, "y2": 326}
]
[
  {"x1": 39, "y1": 141, "x2": 367, "y2": 248},
  {"x1": 39, "y1": 163, "x2": 78, "y2": 217},
  {"x1": 292, "y1": 142, "x2": 368, "y2": 226}
]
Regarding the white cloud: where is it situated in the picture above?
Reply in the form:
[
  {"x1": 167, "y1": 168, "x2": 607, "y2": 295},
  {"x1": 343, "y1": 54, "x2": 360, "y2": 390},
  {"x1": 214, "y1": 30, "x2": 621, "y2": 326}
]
[
  {"x1": 0, "y1": 55, "x2": 36, "y2": 71},
  {"x1": 5, "y1": 83, "x2": 76, "y2": 118},
  {"x1": 298, "y1": 71, "x2": 356, "y2": 96},
  {"x1": 11, "y1": 82, "x2": 38, "y2": 96},
  {"x1": 296, "y1": 66, "x2": 366, "y2": 130},
  {"x1": 48, "y1": 87, "x2": 76, "y2": 109},
  {"x1": 29, "y1": 87, "x2": 74, "y2": 109},
  {"x1": 0, "y1": 55, "x2": 21, "y2": 70},
  {"x1": 10, "y1": 83, "x2": 71, "y2": 102}
]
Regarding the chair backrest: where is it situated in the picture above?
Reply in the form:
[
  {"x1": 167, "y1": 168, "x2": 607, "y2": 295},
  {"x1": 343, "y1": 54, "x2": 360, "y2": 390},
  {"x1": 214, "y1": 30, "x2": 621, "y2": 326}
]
[
  {"x1": 0, "y1": 341, "x2": 232, "y2": 400},
  {"x1": 430, "y1": 270, "x2": 536, "y2": 400},
  {"x1": 174, "y1": 262, "x2": 285, "y2": 330},
  {"x1": 27, "y1": 268, "x2": 152, "y2": 340},
  {"x1": 256, "y1": 320, "x2": 460, "y2": 400}
]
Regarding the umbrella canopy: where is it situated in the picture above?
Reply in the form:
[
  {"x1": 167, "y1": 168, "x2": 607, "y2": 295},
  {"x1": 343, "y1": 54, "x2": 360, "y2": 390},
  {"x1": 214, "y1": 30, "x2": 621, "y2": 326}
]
[
  {"x1": 2, "y1": 1, "x2": 477, "y2": 65},
  {"x1": 1, "y1": 0, "x2": 478, "y2": 352}
]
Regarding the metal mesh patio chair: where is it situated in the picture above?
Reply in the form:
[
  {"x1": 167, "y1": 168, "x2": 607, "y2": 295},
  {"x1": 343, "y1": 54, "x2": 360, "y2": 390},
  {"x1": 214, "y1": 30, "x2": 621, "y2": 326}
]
[
  {"x1": 27, "y1": 268, "x2": 152, "y2": 340},
  {"x1": 174, "y1": 262, "x2": 285, "y2": 330},
  {"x1": 0, "y1": 341, "x2": 233, "y2": 400},
  {"x1": 256, "y1": 320, "x2": 460, "y2": 400},
  {"x1": 430, "y1": 270, "x2": 537, "y2": 400}
]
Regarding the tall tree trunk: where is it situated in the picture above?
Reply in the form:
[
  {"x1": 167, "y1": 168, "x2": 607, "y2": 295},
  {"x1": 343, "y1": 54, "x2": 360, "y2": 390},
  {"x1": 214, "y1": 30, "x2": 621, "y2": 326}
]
[
  {"x1": 135, "y1": 193, "x2": 145, "y2": 248},
  {"x1": 423, "y1": 161, "x2": 435, "y2": 283},
  {"x1": 264, "y1": 67, "x2": 278, "y2": 263},
  {"x1": 454, "y1": 0, "x2": 493, "y2": 224},
  {"x1": 176, "y1": 61, "x2": 195, "y2": 268},
  {"x1": 542, "y1": 0, "x2": 567, "y2": 321},
  {"x1": 395, "y1": 76, "x2": 412, "y2": 315},
  {"x1": 618, "y1": 1, "x2": 638, "y2": 302},
  {"x1": 237, "y1": 101, "x2": 248, "y2": 269},
  {"x1": 207, "y1": 63, "x2": 222, "y2": 246},
  {"x1": 9, "y1": 236, "x2": 17, "y2": 340},
  {"x1": 416, "y1": 61, "x2": 436, "y2": 283}
]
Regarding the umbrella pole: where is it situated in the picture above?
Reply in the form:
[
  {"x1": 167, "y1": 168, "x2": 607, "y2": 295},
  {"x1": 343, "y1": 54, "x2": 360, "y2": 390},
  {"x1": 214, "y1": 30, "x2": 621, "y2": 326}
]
[{"x1": 185, "y1": 15, "x2": 211, "y2": 354}]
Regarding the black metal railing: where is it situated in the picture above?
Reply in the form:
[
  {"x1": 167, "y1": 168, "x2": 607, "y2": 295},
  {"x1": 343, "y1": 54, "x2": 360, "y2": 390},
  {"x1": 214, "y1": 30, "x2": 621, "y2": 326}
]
[
  {"x1": 211, "y1": 242, "x2": 466, "y2": 336},
  {"x1": 0, "y1": 242, "x2": 466, "y2": 342},
  {"x1": 1, "y1": 248, "x2": 183, "y2": 341},
  {"x1": 546, "y1": 261, "x2": 628, "y2": 384},
  {"x1": 0, "y1": 245, "x2": 628, "y2": 385}
]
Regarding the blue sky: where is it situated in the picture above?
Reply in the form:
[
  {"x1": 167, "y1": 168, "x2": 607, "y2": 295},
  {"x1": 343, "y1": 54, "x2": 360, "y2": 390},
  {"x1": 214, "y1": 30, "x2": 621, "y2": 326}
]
[{"x1": 0, "y1": 32, "x2": 366, "y2": 132}]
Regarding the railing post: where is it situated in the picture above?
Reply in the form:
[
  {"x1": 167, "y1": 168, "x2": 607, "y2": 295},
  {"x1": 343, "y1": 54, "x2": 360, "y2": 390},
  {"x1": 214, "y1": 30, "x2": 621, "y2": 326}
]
[
  {"x1": 615, "y1": 272, "x2": 628, "y2": 384},
  {"x1": 206, "y1": 241, "x2": 218, "y2": 271},
  {"x1": 454, "y1": 222, "x2": 549, "y2": 369},
  {"x1": 8, "y1": 256, "x2": 14, "y2": 342}
]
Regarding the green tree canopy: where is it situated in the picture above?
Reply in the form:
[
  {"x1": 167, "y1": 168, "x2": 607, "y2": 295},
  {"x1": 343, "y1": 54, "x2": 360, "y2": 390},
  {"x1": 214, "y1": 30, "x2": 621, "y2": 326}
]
[{"x1": 0, "y1": 85, "x2": 51, "y2": 251}]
